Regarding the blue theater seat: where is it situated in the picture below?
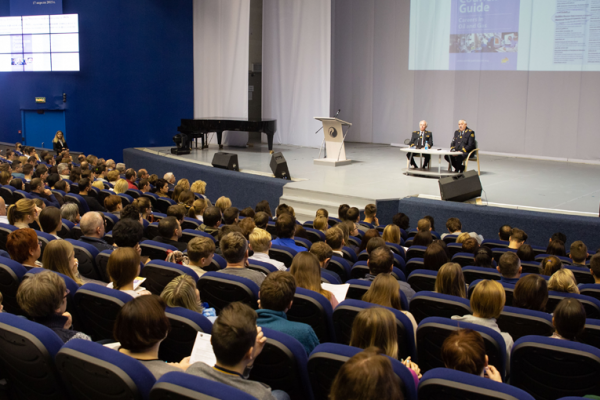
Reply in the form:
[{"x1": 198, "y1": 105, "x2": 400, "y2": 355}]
[
  {"x1": 150, "y1": 371, "x2": 258, "y2": 400},
  {"x1": 286, "y1": 287, "x2": 336, "y2": 343},
  {"x1": 197, "y1": 271, "x2": 259, "y2": 312},
  {"x1": 159, "y1": 306, "x2": 213, "y2": 363},
  {"x1": 141, "y1": 259, "x2": 199, "y2": 295}
]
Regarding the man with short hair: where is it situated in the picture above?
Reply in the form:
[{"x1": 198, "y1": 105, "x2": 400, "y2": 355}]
[
  {"x1": 441, "y1": 217, "x2": 485, "y2": 243},
  {"x1": 550, "y1": 232, "x2": 567, "y2": 245},
  {"x1": 78, "y1": 178, "x2": 106, "y2": 212},
  {"x1": 125, "y1": 168, "x2": 137, "y2": 190},
  {"x1": 589, "y1": 254, "x2": 600, "y2": 284},
  {"x1": 11, "y1": 161, "x2": 24, "y2": 179},
  {"x1": 167, "y1": 204, "x2": 186, "y2": 224},
  {"x1": 137, "y1": 169, "x2": 149, "y2": 180},
  {"x1": 196, "y1": 206, "x2": 222, "y2": 237},
  {"x1": 325, "y1": 227, "x2": 345, "y2": 257},
  {"x1": 164, "y1": 172, "x2": 176, "y2": 190},
  {"x1": 407, "y1": 120, "x2": 434, "y2": 169},
  {"x1": 362, "y1": 204, "x2": 379, "y2": 228},
  {"x1": 94, "y1": 165, "x2": 107, "y2": 182},
  {"x1": 271, "y1": 213, "x2": 306, "y2": 253},
  {"x1": 106, "y1": 159, "x2": 116, "y2": 171},
  {"x1": 497, "y1": 252, "x2": 522, "y2": 284},
  {"x1": 417, "y1": 218, "x2": 431, "y2": 232},
  {"x1": 498, "y1": 225, "x2": 512, "y2": 241},
  {"x1": 360, "y1": 246, "x2": 415, "y2": 302},
  {"x1": 256, "y1": 272, "x2": 320, "y2": 354},
  {"x1": 461, "y1": 237, "x2": 479, "y2": 254},
  {"x1": 29, "y1": 178, "x2": 60, "y2": 208},
  {"x1": 116, "y1": 163, "x2": 126, "y2": 173},
  {"x1": 187, "y1": 236, "x2": 216, "y2": 277},
  {"x1": 35, "y1": 165, "x2": 49, "y2": 182},
  {"x1": 569, "y1": 241, "x2": 588, "y2": 266},
  {"x1": 248, "y1": 228, "x2": 285, "y2": 271},
  {"x1": 217, "y1": 232, "x2": 266, "y2": 287},
  {"x1": 78, "y1": 212, "x2": 113, "y2": 251},
  {"x1": 112, "y1": 219, "x2": 144, "y2": 254},
  {"x1": 223, "y1": 207, "x2": 240, "y2": 225},
  {"x1": 445, "y1": 119, "x2": 476, "y2": 173},
  {"x1": 57, "y1": 163, "x2": 70, "y2": 180},
  {"x1": 152, "y1": 216, "x2": 187, "y2": 251},
  {"x1": 309, "y1": 242, "x2": 333, "y2": 269},
  {"x1": 508, "y1": 228, "x2": 527, "y2": 249},
  {"x1": 138, "y1": 178, "x2": 151, "y2": 193}
]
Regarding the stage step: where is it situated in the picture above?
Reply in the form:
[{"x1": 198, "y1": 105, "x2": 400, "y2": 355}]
[{"x1": 279, "y1": 186, "x2": 376, "y2": 223}]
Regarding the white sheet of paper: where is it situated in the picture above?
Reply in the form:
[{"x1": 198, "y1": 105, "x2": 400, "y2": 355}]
[
  {"x1": 103, "y1": 342, "x2": 120, "y2": 350},
  {"x1": 107, "y1": 277, "x2": 146, "y2": 290},
  {"x1": 322, "y1": 282, "x2": 350, "y2": 304},
  {"x1": 189, "y1": 332, "x2": 217, "y2": 366}
]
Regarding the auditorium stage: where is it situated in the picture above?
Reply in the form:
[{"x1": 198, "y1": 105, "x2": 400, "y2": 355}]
[{"x1": 137, "y1": 142, "x2": 600, "y2": 221}]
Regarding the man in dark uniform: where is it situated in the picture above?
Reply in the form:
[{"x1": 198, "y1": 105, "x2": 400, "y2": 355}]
[
  {"x1": 445, "y1": 120, "x2": 476, "y2": 173},
  {"x1": 406, "y1": 120, "x2": 434, "y2": 169}
]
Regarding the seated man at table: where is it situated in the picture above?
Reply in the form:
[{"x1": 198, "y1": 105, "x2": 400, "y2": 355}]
[
  {"x1": 406, "y1": 120, "x2": 433, "y2": 169},
  {"x1": 444, "y1": 119, "x2": 476, "y2": 173}
]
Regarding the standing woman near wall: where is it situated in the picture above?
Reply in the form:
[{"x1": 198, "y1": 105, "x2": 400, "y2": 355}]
[{"x1": 53, "y1": 131, "x2": 69, "y2": 155}]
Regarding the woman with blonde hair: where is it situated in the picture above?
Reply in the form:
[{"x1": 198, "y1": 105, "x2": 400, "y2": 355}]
[
  {"x1": 7, "y1": 199, "x2": 40, "y2": 229},
  {"x1": 435, "y1": 262, "x2": 467, "y2": 298},
  {"x1": 350, "y1": 308, "x2": 399, "y2": 358},
  {"x1": 313, "y1": 215, "x2": 328, "y2": 233},
  {"x1": 548, "y1": 269, "x2": 579, "y2": 294},
  {"x1": 188, "y1": 198, "x2": 207, "y2": 221},
  {"x1": 362, "y1": 274, "x2": 417, "y2": 337},
  {"x1": 290, "y1": 252, "x2": 338, "y2": 308},
  {"x1": 215, "y1": 196, "x2": 232, "y2": 213},
  {"x1": 382, "y1": 224, "x2": 401, "y2": 245},
  {"x1": 52, "y1": 130, "x2": 68, "y2": 154},
  {"x1": 160, "y1": 275, "x2": 203, "y2": 313},
  {"x1": 190, "y1": 180, "x2": 207, "y2": 195},
  {"x1": 113, "y1": 179, "x2": 129, "y2": 194},
  {"x1": 92, "y1": 180, "x2": 105, "y2": 190},
  {"x1": 42, "y1": 240, "x2": 83, "y2": 286},
  {"x1": 456, "y1": 232, "x2": 471, "y2": 244},
  {"x1": 177, "y1": 178, "x2": 190, "y2": 191}
]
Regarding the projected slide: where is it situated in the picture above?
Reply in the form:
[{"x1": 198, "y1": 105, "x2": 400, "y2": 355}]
[
  {"x1": 409, "y1": 0, "x2": 600, "y2": 71},
  {"x1": 0, "y1": 14, "x2": 79, "y2": 72}
]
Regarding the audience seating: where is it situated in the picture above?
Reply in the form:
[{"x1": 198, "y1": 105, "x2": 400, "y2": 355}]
[
  {"x1": 66, "y1": 238, "x2": 102, "y2": 281},
  {"x1": 118, "y1": 193, "x2": 134, "y2": 206},
  {"x1": 546, "y1": 291, "x2": 600, "y2": 319},
  {"x1": 580, "y1": 319, "x2": 600, "y2": 350},
  {"x1": 56, "y1": 339, "x2": 156, "y2": 400},
  {"x1": 13, "y1": 189, "x2": 33, "y2": 201},
  {"x1": 64, "y1": 193, "x2": 91, "y2": 215},
  {"x1": 144, "y1": 222, "x2": 159, "y2": 239},
  {"x1": 442, "y1": 234, "x2": 458, "y2": 244},
  {"x1": 482, "y1": 239, "x2": 509, "y2": 249},
  {"x1": 451, "y1": 252, "x2": 475, "y2": 268},
  {"x1": 34, "y1": 231, "x2": 57, "y2": 256},
  {"x1": 326, "y1": 256, "x2": 352, "y2": 282},
  {"x1": 446, "y1": 242, "x2": 463, "y2": 257},
  {"x1": 580, "y1": 284, "x2": 600, "y2": 302},
  {"x1": 141, "y1": 192, "x2": 159, "y2": 208},
  {"x1": 386, "y1": 242, "x2": 406, "y2": 259},
  {"x1": 496, "y1": 305, "x2": 554, "y2": 341},
  {"x1": 197, "y1": 271, "x2": 259, "y2": 313},
  {"x1": 103, "y1": 212, "x2": 119, "y2": 231},
  {"x1": 181, "y1": 228, "x2": 217, "y2": 244},
  {"x1": 416, "y1": 317, "x2": 507, "y2": 379},
  {"x1": 141, "y1": 260, "x2": 199, "y2": 295},
  {"x1": 249, "y1": 327, "x2": 314, "y2": 400},
  {"x1": 332, "y1": 299, "x2": 416, "y2": 360},
  {"x1": 95, "y1": 248, "x2": 114, "y2": 282},
  {"x1": 535, "y1": 253, "x2": 572, "y2": 265},
  {"x1": 462, "y1": 265, "x2": 501, "y2": 284},
  {"x1": 565, "y1": 265, "x2": 594, "y2": 284},
  {"x1": 406, "y1": 245, "x2": 427, "y2": 261},
  {"x1": 209, "y1": 253, "x2": 226, "y2": 271},
  {"x1": 0, "y1": 257, "x2": 27, "y2": 315},
  {"x1": 345, "y1": 279, "x2": 409, "y2": 311},
  {"x1": 407, "y1": 269, "x2": 438, "y2": 293},
  {"x1": 0, "y1": 312, "x2": 68, "y2": 400},
  {"x1": 320, "y1": 269, "x2": 342, "y2": 284},
  {"x1": 405, "y1": 257, "x2": 425, "y2": 275},
  {"x1": 520, "y1": 261, "x2": 542, "y2": 274},
  {"x1": 159, "y1": 306, "x2": 213, "y2": 363},
  {"x1": 295, "y1": 237, "x2": 313, "y2": 250},
  {"x1": 511, "y1": 335, "x2": 600, "y2": 399},
  {"x1": 308, "y1": 343, "x2": 418, "y2": 400},
  {"x1": 0, "y1": 185, "x2": 14, "y2": 205},
  {"x1": 492, "y1": 247, "x2": 517, "y2": 262},
  {"x1": 409, "y1": 291, "x2": 472, "y2": 324},
  {"x1": 0, "y1": 223, "x2": 18, "y2": 251},
  {"x1": 140, "y1": 240, "x2": 178, "y2": 261},
  {"x1": 286, "y1": 287, "x2": 336, "y2": 343},
  {"x1": 248, "y1": 259, "x2": 279, "y2": 275},
  {"x1": 269, "y1": 244, "x2": 298, "y2": 268},
  {"x1": 156, "y1": 197, "x2": 177, "y2": 214},
  {"x1": 266, "y1": 220, "x2": 277, "y2": 237},
  {"x1": 341, "y1": 245, "x2": 357, "y2": 263},
  {"x1": 305, "y1": 228, "x2": 325, "y2": 243},
  {"x1": 70, "y1": 224, "x2": 83, "y2": 240},
  {"x1": 57, "y1": 218, "x2": 74, "y2": 239},
  {"x1": 150, "y1": 371, "x2": 258, "y2": 400},
  {"x1": 180, "y1": 217, "x2": 200, "y2": 230},
  {"x1": 418, "y1": 368, "x2": 534, "y2": 400},
  {"x1": 125, "y1": 188, "x2": 142, "y2": 199},
  {"x1": 349, "y1": 260, "x2": 406, "y2": 281}
]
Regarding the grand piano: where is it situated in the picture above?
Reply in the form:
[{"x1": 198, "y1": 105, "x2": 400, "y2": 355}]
[{"x1": 177, "y1": 117, "x2": 277, "y2": 152}]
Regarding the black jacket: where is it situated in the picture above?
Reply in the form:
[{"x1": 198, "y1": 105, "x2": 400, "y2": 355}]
[
  {"x1": 450, "y1": 128, "x2": 476, "y2": 154},
  {"x1": 409, "y1": 130, "x2": 433, "y2": 148}
]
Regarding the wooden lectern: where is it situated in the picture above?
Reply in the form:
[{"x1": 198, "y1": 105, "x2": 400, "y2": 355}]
[{"x1": 314, "y1": 117, "x2": 352, "y2": 166}]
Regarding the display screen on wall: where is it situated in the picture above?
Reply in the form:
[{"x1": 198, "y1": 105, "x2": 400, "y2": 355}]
[{"x1": 0, "y1": 14, "x2": 79, "y2": 72}]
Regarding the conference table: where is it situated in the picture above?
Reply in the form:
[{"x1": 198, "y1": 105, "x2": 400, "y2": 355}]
[{"x1": 400, "y1": 147, "x2": 463, "y2": 178}]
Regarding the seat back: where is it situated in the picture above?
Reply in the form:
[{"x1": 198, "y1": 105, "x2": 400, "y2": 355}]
[
  {"x1": 521, "y1": 261, "x2": 542, "y2": 274},
  {"x1": 286, "y1": 287, "x2": 336, "y2": 343},
  {"x1": 159, "y1": 307, "x2": 213, "y2": 363},
  {"x1": 511, "y1": 335, "x2": 600, "y2": 399},
  {"x1": 407, "y1": 269, "x2": 438, "y2": 293},
  {"x1": 156, "y1": 197, "x2": 176, "y2": 214},
  {"x1": 103, "y1": 212, "x2": 119, "y2": 232},
  {"x1": 95, "y1": 248, "x2": 114, "y2": 283},
  {"x1": 327, "y1": 256, "x2": 352, "y2": 282},
  {"x1": 580, "y1": 319, "x2": 600, "y2": 350},
  {"x1": 565, "y1": 265, "x2": 595, "y2": 284},
  {"x1": 196, "y1": 271, "x2": 259, "y2": 313},
  {"x1": 417, "y1": 317, "x2": 507, "y2": 379},
  {"x1": 406, "y1": 245, "x2": 427, "y2": 260},
  {"x1": 56, "y1": 339, "x2": 156, "y2": 400},
  {"x1": 405, "y1": 257, "x2": 425, "y2": 275},
  {"x1": 482, "y1": 239, "x2": 509, "y2": 249},
  {"x1": 451, "y1": 252, "x2": 475, "y2": 268},
  {"x1": 535, "y1": 253, "x2": 572, "y2": 265},
  {"x1": 64, "y1": 193, "x2": 91, "y2": 215},
  {"x1": 141, "y1": 193, "x2": 158, "y2": 209},
  {"x1": 181, "y1": 229, "x2": 217, "y2": 244},
  {"x1": 269, "y1": 244, "x2": 297, "y2": 268},
  {"x1": 0, "y1": 257, "x2": 27, "y2": 314},
  {"x1": 341, "y1": 246, "x2": 357, "y2": 263},
  {"x1": 580, "y1": 284, "x2": 600, "y2": 302},
  {"x1": 446, "y1": 242, "x2": 463, "y2": 257},
  {"x1": 144, "y1": 222, "x2": 159, "y2": 239},
  {"x1": 70, "y1": 224, "x2": 83, "y2": 240},
  {"x1": 248, "y1": 259, "x2": 279, "y2": 275},
  {"x1": 442, "y1": 234, "x2": 458, "y2": 244},
  {"x1": 492, "y1": 247, "x2": 517, "y2": 262},
  {"x1": 125, "y1": 189, "x2": 142, "y2": 199},
  {"x1": 350, "y1": 262, "x2": 370, "y2": 280},
  {"x1": 66, "y1": 238, "x2": 102, "y2": 281},
  {"x1": 0, "y1": 312, "x2": 68, "y2": 400},
  {"x1": 409, "y1": 291, "x2": 472, "y2": 324},
  {"x1": 0, "y1": 222, "x2": 18, "y2": 251},
  {"x1": 180, "y1": 217, "x2": 200, "y2": 230},
  {"x1": 73, "y1": 283, "x2": 134, "y2": 341},
  {"x1": 386, "y1": 242, "x2": 406, "y2": 259},
  {"x1": 207, "y1": 253, "x2": 226, "y2": 272},
  {"x1": 141, "y1": 260, "x2": 199, "y2": 295},
  {"x1": 497, "y1": 306, "x2": 554, "y2": 341},
  {"x1": 320, "y1": 268, "x2": 342, "y2": 284},
  {"x1": 57, "y1": 218, "x2": 73, "y2": 239},
  {"x1": 295, "y1": 237, "x2": 313, "y2": 250},
  {"x1": 546, "y1": 291, "x2": 600, "y2": 319},
  {"x1": 140, "y1": 240, "x2": 177, "y2": 261},
  {"x1": 0, "y1": 186, "x2": 14, "y2": 205},
  {"x1": 305, "y1": 228, "x2": 325, "y2": 243},
  {"x1": 150, "y1": 371, "x2": 258, "y2": 400},
  {"x1": 249, "y1": 327, "x2": 314, "y2": 400}
]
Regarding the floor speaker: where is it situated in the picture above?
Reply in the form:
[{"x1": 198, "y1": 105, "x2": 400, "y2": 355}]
[
  {"x1": 439, "y1": 170, "x2": 482, "y2": 202},
  {"x1": 211, "y1": 152, "x2": 239, "y2": 171},
  {"x1": 270, "y1": 152, "x2": 291, "y2": 180}
]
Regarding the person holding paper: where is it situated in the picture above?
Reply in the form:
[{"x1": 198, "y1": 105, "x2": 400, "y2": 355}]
[
  {"x1": 290, "y1": 252, "x2": 338, "y2": 309},
  {"x1": 406, "y1": 120, "x2": 433, "y2": 169},
  {"x1": 256, "y1": 271, "x2": 320, "y2": 355},
  {"x1": 360, "y1": 244, "x2": 416, "y2": 302},
  {"x1": 444, "y1": 119, "x2": 476, "y2": 173}
]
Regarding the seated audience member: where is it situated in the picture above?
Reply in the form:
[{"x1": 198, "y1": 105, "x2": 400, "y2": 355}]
[
  {"x1": 424, "y1": 215, "x2": 435, "y2": 230},
  {"x1": 461, "y1": 238, "x2": 479, "y2": 255},
  {"x1": 120, "y1": 204, "x2": 143, "y2": 224},
  {"x1": 424, "y1": 243, "x2": 449, "y2": 272},
  {"x1": 548, "y1": 269, "x2": 579, "y2": 294},
  {"x1": 569, "y1": 241, "x2": 588, "y2": 266},
  {"x1": 54, "y1": 179, "x2": 69, "y2": 193},
  {"x1": 248, "y1": 228, "x2": 285, "y2": 271},
  {"x1": 78, "y1": 212, "x2": 114, "y2": 251},
  {"x1": 34, "y1": 198, "x2": 46, "y2": 212},
  {"x1": 412, "y1": 231, "x2": 433, "y2": 247},
  {"x1": 196, "y1": 206, "x2": 221, "y2": 237},
  {"x1": 7, "y1": 199, "x2": 40, "y2": 229},
  {"x1": 441, "y1": 329, "x2": 502, "y2": 383},
  {"x1": 441, "y1": 217, "x2": 484, "y2": 244},
  {"x1": 345, "y1": 207, "x2": 361, "y2": 230},
  {"x1": 329, "y1": 347, "x2": 403, "y2": 400},
  {"x1": 312, "y1": 215, "x2": 328, "y2": 233},
  {"x1": 112, "y1": 219, "x2": 144, "y2": 250},
  {"x1": 546, "y1": 240, "x2": 566, "y2": 257},
  {"x1": 104, "y1": 195, "x2": 123, "y2": 217},
  {"x1": 382, "y1": 224, "x2": 401, "y2": 246},
  {"x1": 361, "y1": 246, "x2": 415, "y2": 302},
  {"x1": 151, "y1": 216, "x2": 187, "y2": 251},
  {"x1": 155, "y1": 178, "x2": 170, "y2": 198},
  {"x1": 177, "y1": 178, "x2": 190, "y2": 191},
  {"x1": 456, "y1": 232, "x2": 470, "y2": 244},
  {"x1": 160, "y1": 274, "x2": 204, "y2": 314},
  {"x1": 107, "y1": 247, "x2": 150, "y2": 298},
  {"x1": 171, "y1": 185, "x2": 185, "y2": 202},
  {"x1": 17, "y1": 270, "x2": 91, "y2": 343},
  {"x1": 114, "y1": 295, "x2": 190, "y2": 379},
  {"x1": 276, "y1": 204, "x2": 295, "y2": 219},
  {"x1": 325, "y1": 227, "x2": 345, "y2": 258},
  {"x1": 349, "y1": 308, "x2": 399, "y2": 359},
  {"x1": 507, "y1": 228, "x2": 527, "y2": 250},
  {"x1": 474, "y1": 247, "x2": 494, "y2": 269},
  {"x1": 186, "y1": 236, "x2": 216, "y2": 277},
  {"x1": 435, "y1": 262, "x2": 467, "y2": 298},
  {"x1": 60, "y1": 203, "x2": 80, "y2": 224},
  {"x1": 178, "y1": 190, "x2": 195, "y2": 208},
  {"x1": 512, "y1": 274, "x2": 548, "y2": 312},
  {"x1": 22, "y1": 164, "x2": 33, "y2": 182},
  {"x1": 92, "y1": 180, "x2": 105, "y2": 191},
  {"x1": 216, "y1": 232, "x2": 266, "y2": 287},
  {"x1": 417, "y1": 218, "x2": 432, "y2": 233},
  {"x1": 0, "y1": 197, "x2": 7, "y2": 225},
  {"x1": 42, "y1": 240, "x2": 90, "y2": 286},
  {"x1": 240, "y1": 207, "x2": 255, "y2": 219},
  {"x1": 362, "y1": 274, "x2": 418, "y2": 337},
  {"x1": 9, "y1": 178, "x2": 23, "y2": 191},
  {"x1": 186, "y1": 302, "x2": 289, "y2": 400},
  {"x1": 239, "y1": 218, "x2": 256, "y2": 239},
  {"x1": 549, "y1": 232, "x2": 567, "y2": 244},
  {"x1": 188, "y1": 198, "x2": 207, "y2": 221},
  {"x1": 125, "y1": 169, "x2": 137, "y2": 190},
  {"x1": 357, "y1": 229, "x2": 380, "y2": 254},
  {"x1": 541, "y1": 255, "x2": 563, "y2": 276},
  {"x1": 516, "y1": 244, "x2": 535, "y2": 262},
  {"x1": 496, "y1": 252, "x2": 521, "y2": 284},
  {"x1": 315, "y1": 207, "x2": 328, "y2": 219},
  {"x1": 452, "y1": 280, "x2": 514, "y2": 358},
  {"x1": 498, "y1": 225, "x2": 511, "y2": 241},
  {"x1": 310, "y1": 241, "x2": 333, "y2": 270},
  {"x1": 78, "y1": 178, "x2": 106, "y2": 211},
  {"x1": 166, "y1": 205, "x2": 186, "y2": 227},
  {"x1": 337, "y1": 204, "x2": 349, "y2": 221},
  {"x1": 590, "y1": 254, "x2": 600, "y2": 284},
  {"x1": 362, "y1": 203, "x2": 379, "y2": 229},
  {"x1": 7, "y1": 228, "x2": 41, "y2": 269},
  {"x1": 271, "y1": 213, "x2": 306, "y2": 253},
  {"x1": 215, "y1": 196, "x2": 232, "y2": 213},
  {"x1": 223, "y1": 207, "x2": 240, "y2": 225},
  {"x1": 29, "y1": 178, "x2": 60, "y2": 208},
  {"x1": 137, "y1": 178, "x2": 151, "y2": 194},
  {"x1": 290, "y1": 252, "x2": 338, "y2": 309},
  {"x1": 113, "y1": 179, "x2": 129, "y2": 195},
  {"x1": 551, "y1": 298, "x2": 586, "y2": 341},
  {"x1": 294, "y1": 224, "x2": 309, "y2": 240},
  {"x1": 190, "y1": 179, "x2": 207, "y2": 196},
  {"x1": 256, "y1": 271, "x2": 320, "y2": 354},
  {"x1": 254, "y1": 211, "x2": 269, "y2": 230},
  {"x1": 39, "y1": 206, "x2": 62, "y2": 239},
  {"x1": 255, "y1": 200, "x2": 273, "y2": 218}
]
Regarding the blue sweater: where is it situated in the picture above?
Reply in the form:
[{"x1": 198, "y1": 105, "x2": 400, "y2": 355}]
[
  {"x1": 256, "y1": 309, "x2": 320, "y2": 354},
  {"x1": 271, "y1": 237, "x2": 307, "y2": 253}
]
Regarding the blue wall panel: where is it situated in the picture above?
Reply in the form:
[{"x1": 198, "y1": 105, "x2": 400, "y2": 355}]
[{"x1": 0, "y1": 0, "x2": 194, "y2": 162}]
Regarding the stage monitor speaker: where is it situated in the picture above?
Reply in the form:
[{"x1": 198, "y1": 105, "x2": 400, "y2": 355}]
[
  {"x1": 212, "y1": 152, "x2": 239, "y2": 171},
  {"x1": 439, "y1": 170, "x2": 482, "y2": 202},
  {"x1": 270, "y1": 152, "x2": 291, "y2": 180}
]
